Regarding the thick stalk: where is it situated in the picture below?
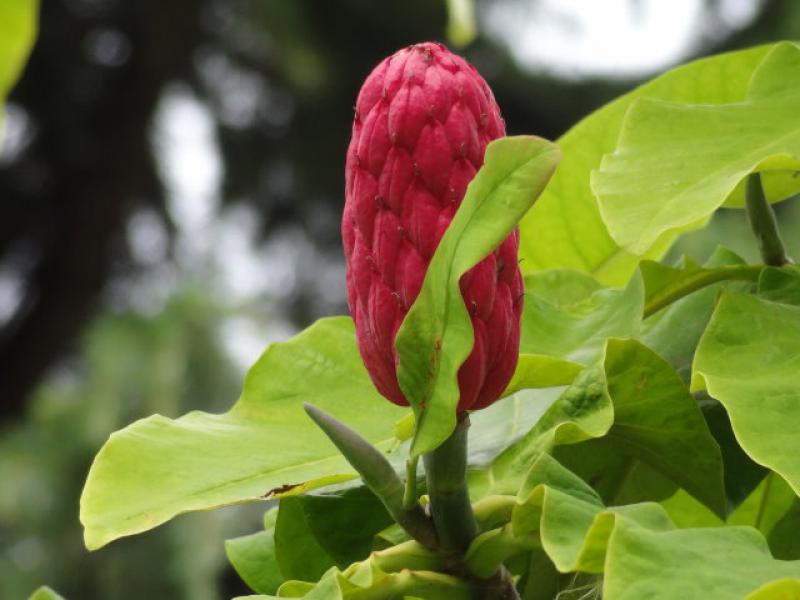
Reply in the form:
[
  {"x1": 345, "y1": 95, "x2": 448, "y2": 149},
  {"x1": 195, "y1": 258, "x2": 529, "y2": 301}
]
[
  {"x1": 423, "y1": 412, "x2": 478, "y2": 553},
  {"x1": 746, "y1": 173, "x2": 790, "y2": 266}
]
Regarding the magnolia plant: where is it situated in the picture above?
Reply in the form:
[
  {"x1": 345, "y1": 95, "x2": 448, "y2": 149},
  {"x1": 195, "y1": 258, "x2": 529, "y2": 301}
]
[{"x1": 66, "y1": 40, "x2": 800, "y2": 600}]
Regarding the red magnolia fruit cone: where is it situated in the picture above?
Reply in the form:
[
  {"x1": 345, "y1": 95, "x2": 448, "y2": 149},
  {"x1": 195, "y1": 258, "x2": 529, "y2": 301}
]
[{"x1": 343, "y1": 42, "x2": 523, "y2": 412}]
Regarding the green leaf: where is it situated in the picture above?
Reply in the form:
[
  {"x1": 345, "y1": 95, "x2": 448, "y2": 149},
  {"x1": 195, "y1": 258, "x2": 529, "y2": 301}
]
[
  {"x1": 520, "y1": 271, "x2": 644, "y2": 364},
  {"x1": 519, "y1": 42, "x2": 777, "y2": 284},
  {"x1": 288, "y1": 487, "x2": 393, "y2": 568},
  {"x1": 693, "y1": 292, "x2": 800, "y2": 496},
  {"x1": 702, "y1": 396, "x2": 768, "y2": 510},
  {"x1": 504, "y1": 454, "x2": 673, "y2": 575},
  {"x1": 661, "y1": 473, "x2": 797, "y2": 541},
  {"x1": 593, "y1": 42, "x2": 800, "y2": 255},
  {"x1": 482, "y1": 359, "x2": 612, "y2": 495},
  {"x1": 275, "y1": 497, "x2": 337, "y2": 582},
  {"x1": 602, "y1": 339, "x2": 725, "y2": 517},
  {"x1": 502, "y1": 354, "x2": 583, "y2": 396},
  {"x1": 768, "y1": 501, "x2": 800, "y2": 560},
  {"x1": 523, "y1": 269, "x2": 603, "y2": 306},
  {"x1": 468, "y1": 388, "x2": 562, "y2": 469},
  {"x1": 80, "y1": 317, "x2": 405, "y2": 550},
  {"x1": 640, "y1": 246, "x2": 750, "y2": 382},
  {"x1": 479, "y1": 339, "x2": 725, "y2": 518},
  {"x1": 758, "y1": 266, "x2": 800, "y2": 306},
  {"x1": 0, "y1": 0, "x2": 38, "y2": 134},
  {"x1": 395, "y1": 136, "x2": 560, "y2": 457},
  {"x1": 745, "y1": 579, "x2": 800, "y2": 600},
  {"x1": 226, "y1": 509, "x2": 282, "y2": 595},
  {"x1": 554, "y1": 440, "x2": 677, "y2": 506},
  {"x1": 729, "y1": 474, "x2": 798, "y2": 536},
  {"x1": 27, "y1": 587, "x2": 66, "y2": 600},
  {"x1": 603, "y1": 522, "x2": 800, "y2": 600}
]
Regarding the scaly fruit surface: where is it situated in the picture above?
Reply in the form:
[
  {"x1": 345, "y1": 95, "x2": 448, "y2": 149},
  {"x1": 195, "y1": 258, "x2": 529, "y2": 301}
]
[{"x1": 343, "y1": 42, "x2": 523, "y2": 412}]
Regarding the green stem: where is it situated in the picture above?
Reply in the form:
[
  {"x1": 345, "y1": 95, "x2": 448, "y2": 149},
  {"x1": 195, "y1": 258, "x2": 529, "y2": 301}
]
[
  {"x1": 371, "y1": 540, "x2": 446, "y2": 573},
  {"x1": 472, "y1": 495, "x2": 517, "y2": 529},
  {"x1": 423, "y1": 412, "x2": 478, "y2": 554},
  {"x1": 746, "y1": 173, "x2": 791, "y2": 267},
  {"x1": 643, "y1": 264, "x2": 764, "y2": 318},
  {"x1": 404, "y1": 457, "x2": 419, "y2": 510},
  {"x1": 347, "y1": 569, "x2": 473, "y2": 600}
]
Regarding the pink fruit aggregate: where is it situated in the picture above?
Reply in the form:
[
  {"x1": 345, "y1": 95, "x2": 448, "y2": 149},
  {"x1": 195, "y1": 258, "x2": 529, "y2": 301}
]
[{"x1": 342, "y1": 42, "x2": 523, "y2": 412}]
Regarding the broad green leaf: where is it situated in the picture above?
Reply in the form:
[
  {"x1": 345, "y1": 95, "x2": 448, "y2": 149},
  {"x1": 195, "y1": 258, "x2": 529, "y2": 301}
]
[
  {"x1": 519, "y1": 43, "x2": 776, "y2": 284},
  {"x1": 555, "y1": 439, "x2": 677, "y2": 506},
  {"x1": 523, "y1": 269, "x2": 603, "y2": 306},
  {"x1": 80, "y1": 317, "x2": 405, "y2": 550},
  {"x1": 593, "y1": 42, "x2": 800, "y2": 254},
  {"x1": 503, "y1": 354, "x2": 583, "y2": 396},
  {"x1": 660, "y1": 489, "x2": 724, "y2": 529},
  {"x1": 0, "y1": 0, "x2": 38, "y2": 135},
  {"x1": 769, "y1": 501, "x2": 800, "y2": 560},
  {"x1": 729, "y1": 474, "x2": 798, "y2": 535},
  {"x1": 287, "y1": 487, "x2": 393, "y2": 568},
  {"x1": 693, "y1": 292, "x2": 800, "y2": 496},
  {"x1": 662, "y1": 473, "x2": 797, "y2": 544},
  {"x1": 481, "y1": 359, "x2": 612, "y2": 495},
  {"x1": 602, "y1": 339, "x2": 725, "y2": 516},
  {"x1": 27, "y1": 587, "x2": 65, "y2": 600},
  {"x1": 758, "y1": 266, "x2": 800, "y2": 306},
  {"x1": 746, "y1": 579, "x2": 800, "y2": 600},
  {"x1": 703, "y1": 396, "x2": 768, "y2": 510},
  {"x1": 395, "y1": 136, "x2": 560, "y2": 457},
  {"x1": 640, "y1": 246, "x2": 750, "y2": 382},
  {"x1": 275, "y1": 497, "x2": 336, "y2": 582},
  {"x1": 478, "y1": 339, "x2": 725, "y2": 518},
  {"x1": 603, "y1": 522, "x2": 800, "y2": 600},
  {"x1": 520, "y1": 271, "x2": 643, "y2": 364},
  {"x1": 226, "y1": 509, "x2": 282, "y2": 595},
  {"x1": 520, "y1": 550, "x2": 559, "y2": 600},
  {"x1": 468, "y1": 388, "x2": 562, "y2": 467},
  {"x1": 506, "y1": 454, "x2": 673, "y2": 575}
]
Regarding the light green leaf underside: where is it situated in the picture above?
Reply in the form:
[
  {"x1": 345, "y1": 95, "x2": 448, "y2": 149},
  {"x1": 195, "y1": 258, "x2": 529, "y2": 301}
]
[
  {"x1": 593, "y1": 42, "x2": 800, "y2": 254},
  {"x1": 395, "y1": 135, "x2": 561, "y2": 457},
  {"x1": 475, "y1": 339, "x2": 725, "y2": 517},
  {"x1": 519, "y1": 42, "x2": 777, "y2": 285},
  {"x1": 80, "y1": 317, "x2": 406, "y2": 550},
  {"x1": 0, "y1": 0, "x2": 38, "y2": 136},
  {"x1": 693, "y1": 292, "x2": 800, "y2": 496}
]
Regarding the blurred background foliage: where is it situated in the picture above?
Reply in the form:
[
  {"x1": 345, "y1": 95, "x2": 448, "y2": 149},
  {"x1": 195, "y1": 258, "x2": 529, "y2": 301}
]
[{"x1": 1, "y1": 0, "x2": 799, "y2": 598}]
